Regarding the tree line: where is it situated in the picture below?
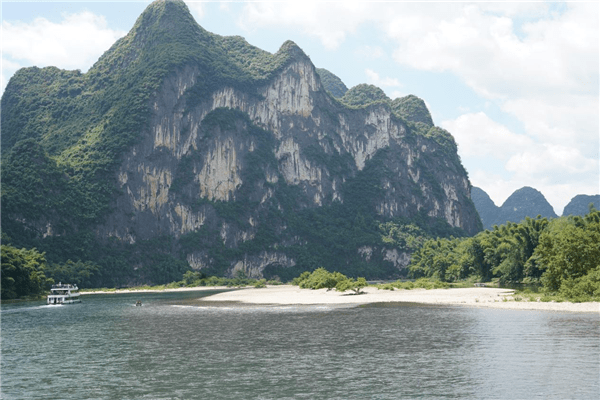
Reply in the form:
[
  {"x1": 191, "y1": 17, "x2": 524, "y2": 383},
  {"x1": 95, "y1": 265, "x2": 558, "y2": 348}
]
[{"x1": 409, "y1": 207, "x2": 600, "y2": 301}]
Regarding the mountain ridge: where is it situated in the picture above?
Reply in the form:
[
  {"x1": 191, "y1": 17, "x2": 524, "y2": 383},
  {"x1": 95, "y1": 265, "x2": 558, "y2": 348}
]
[
  {"x1": 1, "y1": 0, "x2": 481, "y2": 286},
  {"x1": 471, "y1": 186, "x2": 600, "y2": 230}
]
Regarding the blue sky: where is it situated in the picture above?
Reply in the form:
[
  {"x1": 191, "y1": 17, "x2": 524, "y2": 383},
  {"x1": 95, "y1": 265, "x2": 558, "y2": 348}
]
[{"x1": 2, "y1": 0, "x2": 598, "y2": 214}]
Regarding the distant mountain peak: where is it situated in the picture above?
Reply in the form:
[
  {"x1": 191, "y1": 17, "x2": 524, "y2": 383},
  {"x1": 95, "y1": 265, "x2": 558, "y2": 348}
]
[
  {"x1": 472, "y1": 186, "x2": 557, "y2": 229},
  {"x1": 563, "y1": 194, "x2": 600, "y2": 216}
]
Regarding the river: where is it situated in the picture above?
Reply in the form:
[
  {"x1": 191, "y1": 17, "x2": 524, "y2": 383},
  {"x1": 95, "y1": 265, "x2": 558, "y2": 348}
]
[{"x1": 1, "y1": 290, "x2": 598, "y2": 399}]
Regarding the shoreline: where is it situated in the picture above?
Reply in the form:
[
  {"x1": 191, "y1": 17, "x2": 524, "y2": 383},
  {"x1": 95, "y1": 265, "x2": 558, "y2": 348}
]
[
  {"x1": 199, "y1": 285, "x2": 600, "y2": 313},
  {"x1": 80, "y1": 285, "x2": 599, "y2": 313}
]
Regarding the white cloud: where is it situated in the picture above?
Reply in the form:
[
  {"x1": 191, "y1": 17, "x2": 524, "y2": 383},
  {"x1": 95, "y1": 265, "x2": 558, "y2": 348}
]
[
  {"x1": 388, "y1": 3, "x2": 598, "y2": 99},
  {"x1": 444, "y1": 111, "x2": 599, "y2": 214},
  {"x1": 506, "y1": 145, "x2": 598, "y2": 177},
  {"x1": 1, "y1": 11, "x2": 125, "y2": 94},
  {"x1": 2, "y1": 12, "x2": 125, "y2": 71},
  {"x1": 355, "y1": 45, "x2": 385, "y2": 59},
  {"x1": 185, "y1": 1, "x2": 205, "y2": 20},
  {"x1": 238, "y1": 1, "x2": 372, "y2": 49},
  {"x1": 441, "y1": 112, "x2": 533, "y2": 160},
  {"x1": 502, "y1": 95, "x2": 599, "y2": 158},
  {"x1": 365, "y1": 69, "x2": 402, "y2": 89}
]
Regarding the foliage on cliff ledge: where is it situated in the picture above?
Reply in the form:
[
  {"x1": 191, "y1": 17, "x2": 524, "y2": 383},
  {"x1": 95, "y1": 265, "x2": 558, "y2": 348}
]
[
  {"x1": 316, "y1": 68, "x2": 348, "y2": 98},
  {"x1": 340, "y1": 84, "x2": 390, "y2": 107}
]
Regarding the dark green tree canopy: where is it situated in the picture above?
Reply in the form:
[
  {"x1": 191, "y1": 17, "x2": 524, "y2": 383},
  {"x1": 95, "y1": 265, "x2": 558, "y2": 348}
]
[
  {"x1": 316, "y1": 68, "x2": 348, "y2": 98},
  {"x1": 340, "y1": 84, "x2": 390, "y2": 107},
  {"x1": 391, "y1": 95, "x2": 434, "y2": 127}
]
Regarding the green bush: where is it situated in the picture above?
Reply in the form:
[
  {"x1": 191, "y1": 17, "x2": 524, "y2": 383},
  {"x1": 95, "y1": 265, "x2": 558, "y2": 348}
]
[
  {"x1": 335, "y1": 277, "x2": 368, "y2": 294},
  {"x1": 558, "y1": 266, "x2": 600, "y2": 301},
  {"x1": 375, "y1": 278, "x2": 448, "y2": 291},
  {"x1": 253, "y1": 279, "x2": 267, "y2": 288},
  {"x1": 294, "y1": 268, "x2": 350, "y2": 290}
]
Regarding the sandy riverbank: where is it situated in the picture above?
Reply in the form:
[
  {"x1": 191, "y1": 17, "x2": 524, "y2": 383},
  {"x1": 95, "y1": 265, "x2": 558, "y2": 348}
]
[
  {"x1": 199, "y1": 285, "x2": 600, "y2": 313},
  {"x1": 80, "y1": 284, "x2": 599, "y2": 312}
]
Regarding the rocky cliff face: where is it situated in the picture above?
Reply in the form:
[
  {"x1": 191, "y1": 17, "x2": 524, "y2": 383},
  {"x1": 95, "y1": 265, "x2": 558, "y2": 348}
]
[
  {"x1": 1, "y1": 0, "x2": 480, "y2": 282},
  {"x1": 99, "y1": 47, "x2": 478, "y2": 275}
]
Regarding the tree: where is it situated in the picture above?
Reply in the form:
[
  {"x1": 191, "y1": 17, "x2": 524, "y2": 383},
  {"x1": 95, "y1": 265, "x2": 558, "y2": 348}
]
[
  {"x1": 45, "y1": 260, "x2": 101, "y2": 288},
  {"x1": 295, "y1": 268, "x2": 349, "y2": 290},
  {"x1": 536, "y1": 216, "x2": 600, "y2": 292},
  {"x1": 336, "y1": 277, "x2": 368, "y2": 295},
  {"x1": 1, "y1": 245, "x2": 53, "y2": 299}
]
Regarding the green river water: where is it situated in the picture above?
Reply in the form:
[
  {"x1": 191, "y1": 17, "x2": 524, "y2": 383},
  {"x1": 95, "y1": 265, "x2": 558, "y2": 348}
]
[{"x1": 1, "y1": 290, "x2": 598, "y2": 399}]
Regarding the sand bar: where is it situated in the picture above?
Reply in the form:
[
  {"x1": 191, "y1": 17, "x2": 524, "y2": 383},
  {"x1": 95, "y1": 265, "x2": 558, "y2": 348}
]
[{"x1": 199, "y1": 285, "x2": 600, "y2": 313}]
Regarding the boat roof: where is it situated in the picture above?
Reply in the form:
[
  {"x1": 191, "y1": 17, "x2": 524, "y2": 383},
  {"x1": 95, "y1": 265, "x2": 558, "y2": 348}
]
[{"x1": 51, "y1": 283, "x2": 78, "y2": 289}]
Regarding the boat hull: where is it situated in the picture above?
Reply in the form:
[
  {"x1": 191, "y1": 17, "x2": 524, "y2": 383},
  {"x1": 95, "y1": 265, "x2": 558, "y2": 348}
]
[{"x1": 47, "y1": 298, "x2": 81, "y2": 305}]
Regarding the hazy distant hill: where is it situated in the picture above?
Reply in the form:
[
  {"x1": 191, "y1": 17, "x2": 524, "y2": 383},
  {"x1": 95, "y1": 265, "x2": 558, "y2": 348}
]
[
  {"x1": 562, "y1": 195, "x2": 600, "y2": 216},
  {"x1": 472, "y1": 186, "x2": 557, "y2": 230},
  {"x1": 471, "y1": 187, "x2": 500, "y2": 230}
]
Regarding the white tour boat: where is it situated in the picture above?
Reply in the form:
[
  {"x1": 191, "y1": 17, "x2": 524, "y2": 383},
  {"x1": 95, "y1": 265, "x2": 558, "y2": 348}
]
[{"x1": 47, "y1": 283, "x2": 81, "y2": 305}]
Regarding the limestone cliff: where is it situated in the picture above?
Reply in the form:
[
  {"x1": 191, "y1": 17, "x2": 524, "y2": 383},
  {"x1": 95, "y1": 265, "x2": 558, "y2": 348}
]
[{"x1": 1, "y1": 0, "x2": 481, "y2": 283}]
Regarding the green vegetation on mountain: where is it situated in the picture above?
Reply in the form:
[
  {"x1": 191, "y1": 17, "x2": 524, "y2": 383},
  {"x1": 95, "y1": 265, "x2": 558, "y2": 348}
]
[
  {"x1": 0, "y1": 1, "x2": 305, "y2": 284},
  {"x1": 336, "y1": 86, "x2": 458, "y2": 164},
  {"x1": 1, "y1": 0, "x2": 299, "y2": 238},
  {"x1": 391, "y1": 95, "x2": 434, "y2": 127},
  {"x1": 1, "y1": 0, "x2": 481, "y2": 292},
  {"x1": 409, "y1": 208, "x2": 600, "y2": 301},
  {"x1": 316, "y1": 68, "x2": 348, "y2": 98},
  {"x1": 340, "y1": 84, "x2": 390, "y2": 107}
]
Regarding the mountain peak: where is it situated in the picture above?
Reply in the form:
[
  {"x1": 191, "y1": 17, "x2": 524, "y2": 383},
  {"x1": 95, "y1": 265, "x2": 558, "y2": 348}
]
[
  {"x1": 562, "y1": 194, "x2": 600, "y2": 216},
  {"x1": 341, "y1": 84, "x2": 390, "y2": 107},
  {"x1": 472, "y1": 186, "x2": 557, "y2": 229},
  {"x1": 89, "y1": 0, "x2": 207, "y2": 79},
  {"x1": 391, "y1": 95, "x2": 434, "y2": 127},
  {"x1": 132, "y1": 0, "x2": 201, "y2": 39},
  {"x1": 316, "y1": 68, "x2": 348, "y2": 98},
  {"x1": 277, "y1": 40, "x2": 311, "y2": 62}
]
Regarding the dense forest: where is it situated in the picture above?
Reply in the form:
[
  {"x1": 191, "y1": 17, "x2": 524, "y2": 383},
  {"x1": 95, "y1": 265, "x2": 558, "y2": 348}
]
[
  {"x1": 409, "y1": 206, "x2": 600, "y2": 301},
  {"x1": 3, "y1": 207, "x2": 599, "y2": 301}
]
